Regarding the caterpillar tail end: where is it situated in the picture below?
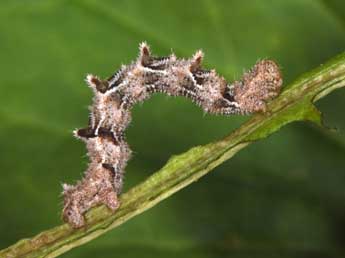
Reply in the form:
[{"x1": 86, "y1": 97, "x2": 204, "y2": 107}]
[{"x1": 233, "y1": 59, "x2": 283, "y2": 113}]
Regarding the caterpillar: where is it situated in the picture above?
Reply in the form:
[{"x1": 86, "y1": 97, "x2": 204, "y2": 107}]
[{"x1": 62, "y1": 42, "x2": 282, "y2": 228}]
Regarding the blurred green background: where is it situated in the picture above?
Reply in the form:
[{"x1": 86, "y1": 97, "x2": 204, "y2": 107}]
[{"x1": 1, "y1": 0, "x2": 345, "y2": 257}]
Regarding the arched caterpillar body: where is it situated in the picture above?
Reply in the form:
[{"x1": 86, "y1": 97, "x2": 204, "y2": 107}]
[{"x1": 62, "y1": 42, "x2": 282, "y2": 228}]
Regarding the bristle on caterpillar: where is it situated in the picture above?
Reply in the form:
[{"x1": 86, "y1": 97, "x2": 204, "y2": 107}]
[{"x1": 62, "y1": 42, "x2": 282, "y2": 228}]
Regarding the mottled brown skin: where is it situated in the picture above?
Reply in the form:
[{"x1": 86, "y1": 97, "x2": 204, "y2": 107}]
[
  {"x1": 62, "y1": 163, "x2": 119, "y2": 228},
  {"x1": 62, "y1": 42, "x2": 283, "y2": 228},
  {"x1": 233, "y1": 60, "x2": 282, "y2": 113}
]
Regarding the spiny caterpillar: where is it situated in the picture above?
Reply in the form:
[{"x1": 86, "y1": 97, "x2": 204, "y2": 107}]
[{"x1": 62, "y1": 42, "x2": 282, "y2": 228}]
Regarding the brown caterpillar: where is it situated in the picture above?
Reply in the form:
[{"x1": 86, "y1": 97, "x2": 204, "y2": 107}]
[{"x1": 62, "y1": 42, "x2": 282, "y2": 228}]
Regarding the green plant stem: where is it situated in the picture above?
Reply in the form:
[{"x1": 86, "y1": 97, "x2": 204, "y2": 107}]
[{"x1": 1, "y1": 52, "x2": 345, "y2": 258}]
